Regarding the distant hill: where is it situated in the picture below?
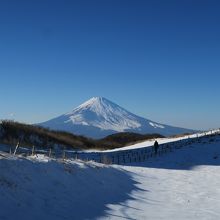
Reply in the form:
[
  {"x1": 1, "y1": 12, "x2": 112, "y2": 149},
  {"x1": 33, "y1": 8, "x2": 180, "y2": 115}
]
[
  {"x1": 100, "y1": 132, "x2": 164, "y2": 147},
  {"x1": 0, "y1": 121, "x2": 164, "y2": 150},
  {"x1": 38, "y1": 97, "x2": 195, "y2": 138},
  {"x1": 0, "y1": 120, "x2": 95, "y2": 150}
]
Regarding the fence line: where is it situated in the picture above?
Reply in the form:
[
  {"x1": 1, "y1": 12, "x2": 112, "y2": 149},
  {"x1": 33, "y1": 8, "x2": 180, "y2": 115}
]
[{"x1": 3, "y1": 129, "x2": 220, "y2": 165}]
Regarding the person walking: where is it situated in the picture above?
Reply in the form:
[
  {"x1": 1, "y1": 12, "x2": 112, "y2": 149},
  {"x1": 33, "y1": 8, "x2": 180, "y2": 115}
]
[{"x1": 154, "y1": 140, "x2": 159, "y2": 155}]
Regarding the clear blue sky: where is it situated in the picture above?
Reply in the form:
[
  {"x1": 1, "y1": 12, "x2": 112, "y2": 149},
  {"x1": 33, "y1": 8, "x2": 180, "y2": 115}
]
[{"x1": 0, "y1": 0, "x2": 219, "y2": 130}]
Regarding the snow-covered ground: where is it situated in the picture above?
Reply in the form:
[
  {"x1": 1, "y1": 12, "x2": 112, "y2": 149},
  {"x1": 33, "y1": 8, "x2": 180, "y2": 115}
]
[
  {"x1": 103, "y1": 134, "x2": 220, "y2": 220},
  {"x1": 1, "y1": 131, "x2": 220, "y2": 220},
  {"x1": 0, "y1": 153, "x2": 137, "y2": 220},
  {"x1": 103, "y1": 129, "x2": 219, "y2": 152}
]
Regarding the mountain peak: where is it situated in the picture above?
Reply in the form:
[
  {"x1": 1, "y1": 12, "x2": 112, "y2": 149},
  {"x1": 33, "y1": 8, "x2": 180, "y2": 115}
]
[
  {"x1": 76, "y1": 97, "x2": 114, "y2": 111},
  {"x1": 87, "y1": 97, "x2": 107, "y2": 104},
  {"x1": 61, "y1": 97, "x2": 142, "y2": 133},
  {"x1": 87, "y1": 97, "x2": 103, "y2": 102},
  {"x1": 39, "y1": 97, "x2": 194, "y2": 138},
  {"x1": 88, "y1": 97, "x2": 111, "y2": 103},
  {"x1": 91, "y1": 96, "x2": 105, "y2": 100}
]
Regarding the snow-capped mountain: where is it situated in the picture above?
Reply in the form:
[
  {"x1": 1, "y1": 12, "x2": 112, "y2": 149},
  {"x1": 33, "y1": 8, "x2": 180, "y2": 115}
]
[{"x1": 38, "y1": 97, "x2": 194, "y2": 138}]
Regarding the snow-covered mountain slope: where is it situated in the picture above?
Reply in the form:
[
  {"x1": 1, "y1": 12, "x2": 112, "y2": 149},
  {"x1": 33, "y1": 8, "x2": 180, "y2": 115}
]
[
  {"x1": 1, "y1": 133, "x2": 220, "y2": 220},
  {"x1": 38, "y1": 97, "x2": 194, "y2": 138}
]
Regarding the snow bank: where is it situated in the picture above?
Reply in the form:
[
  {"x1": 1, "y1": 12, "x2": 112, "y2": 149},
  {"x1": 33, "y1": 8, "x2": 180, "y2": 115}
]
[
  {"x1": 0, "y1": 153, "x2": 139, "y2": 220},
  {"x1": 1, "y1": 131, "x2": 220, "y2": 220}
]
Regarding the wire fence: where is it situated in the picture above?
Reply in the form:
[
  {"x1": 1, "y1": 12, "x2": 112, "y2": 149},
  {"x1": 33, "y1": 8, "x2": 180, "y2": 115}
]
[{"x1": 1, "y1": 130, "x2": 220, "y2": 165}]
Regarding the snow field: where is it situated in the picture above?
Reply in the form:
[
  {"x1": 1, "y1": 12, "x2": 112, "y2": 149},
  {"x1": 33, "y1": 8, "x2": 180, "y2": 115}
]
[{"x1": 0, "y1": 130, "x2": 220, "y2": 219}]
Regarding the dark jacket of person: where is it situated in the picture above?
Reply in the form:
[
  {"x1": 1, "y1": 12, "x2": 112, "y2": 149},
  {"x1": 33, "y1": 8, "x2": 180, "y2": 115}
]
[{"x1": 154, "y1": 140, "x2": 159, "y2": 154}]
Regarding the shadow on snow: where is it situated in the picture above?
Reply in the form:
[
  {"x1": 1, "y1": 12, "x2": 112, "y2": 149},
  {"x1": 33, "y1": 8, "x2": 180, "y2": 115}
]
[
  {"x1": 122, "y1": 139, "x2": 220, "y2": 170},
  {"x1": 0, "y1": 156, "x2": 144, "y2": 220}
]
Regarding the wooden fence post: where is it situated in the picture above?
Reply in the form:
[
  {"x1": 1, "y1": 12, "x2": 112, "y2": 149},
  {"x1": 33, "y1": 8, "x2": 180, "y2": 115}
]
[
  {"x1": 13, "y1": 141, "x2": 20, "y2": 156},
  {"x1": 62, "y1": 149, "x2": 66, "y2": 161},
  {"x1": 31, "y1": 145, "x2": 35, "y2": 156}
]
